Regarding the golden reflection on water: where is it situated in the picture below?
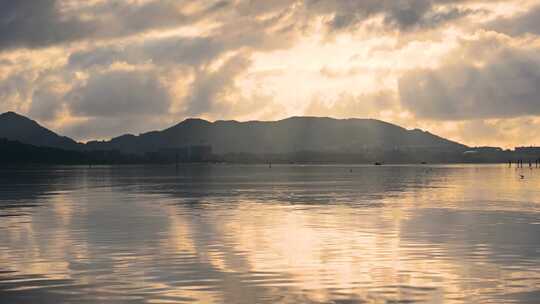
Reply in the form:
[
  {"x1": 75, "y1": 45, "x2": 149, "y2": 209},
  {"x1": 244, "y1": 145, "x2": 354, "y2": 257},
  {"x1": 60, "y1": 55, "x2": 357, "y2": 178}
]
[{"x1": 0, "y1": 165, "x2": 539, "y2": 303}]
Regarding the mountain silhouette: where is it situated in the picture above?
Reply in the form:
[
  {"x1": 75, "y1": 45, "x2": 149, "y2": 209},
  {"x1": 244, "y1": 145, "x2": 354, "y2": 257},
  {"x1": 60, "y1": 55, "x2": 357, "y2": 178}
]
[
  {"x1": 0, "y1": 112, "x2": 468, "y2": 157},
  {"x1": 0, "y1": 112, "x2": 80, "y2": 150},
  {"x1": 86, "y1": 116, "x2": 467, "y2": 154}
]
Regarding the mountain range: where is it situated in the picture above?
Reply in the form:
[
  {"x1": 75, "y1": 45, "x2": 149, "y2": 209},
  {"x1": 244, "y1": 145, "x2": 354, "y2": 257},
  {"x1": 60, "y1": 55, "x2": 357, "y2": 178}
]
[{"x1": 0, "y1": 112, "x2": 467, "y2": 156}]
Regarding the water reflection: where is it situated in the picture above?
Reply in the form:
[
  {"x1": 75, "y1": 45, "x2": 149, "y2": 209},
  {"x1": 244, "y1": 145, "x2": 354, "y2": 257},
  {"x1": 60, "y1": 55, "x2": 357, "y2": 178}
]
[{"x1": 0, "y1": 165, "x2": 539, "y2": 303}]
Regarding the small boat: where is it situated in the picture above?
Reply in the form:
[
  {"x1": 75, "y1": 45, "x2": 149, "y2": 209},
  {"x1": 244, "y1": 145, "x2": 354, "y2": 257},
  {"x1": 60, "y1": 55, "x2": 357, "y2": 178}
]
[{"x1": 374, "y1": 162, "x2": 382, "y2": 166}]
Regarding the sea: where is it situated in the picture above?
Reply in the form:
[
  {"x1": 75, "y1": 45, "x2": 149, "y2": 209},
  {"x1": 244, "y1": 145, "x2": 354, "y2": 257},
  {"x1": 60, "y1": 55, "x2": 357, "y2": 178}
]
[{"x1": 0, "y1": 164, "x2": 539, "y2": 303}]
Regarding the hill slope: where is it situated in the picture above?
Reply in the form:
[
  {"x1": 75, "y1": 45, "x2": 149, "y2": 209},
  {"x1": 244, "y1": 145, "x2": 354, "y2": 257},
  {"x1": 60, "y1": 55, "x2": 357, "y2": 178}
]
[
  {"x1": 0, "y1": 112, "x2": 80, "y2": 150},
  {"x1": 86, "y1": 116, "x2": 467, "y2": 154}
]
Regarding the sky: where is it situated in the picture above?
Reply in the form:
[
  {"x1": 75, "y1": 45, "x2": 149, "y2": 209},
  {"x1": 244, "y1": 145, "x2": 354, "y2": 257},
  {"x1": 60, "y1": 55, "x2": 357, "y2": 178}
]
[{"x1": 1, "y1": 0, "x2": 540, "y2": 148}]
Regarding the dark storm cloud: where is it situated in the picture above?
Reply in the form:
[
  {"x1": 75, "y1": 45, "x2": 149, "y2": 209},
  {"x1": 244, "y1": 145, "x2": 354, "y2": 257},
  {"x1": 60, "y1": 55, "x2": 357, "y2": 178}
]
[
  {"x1": 0, "y1": 0, "x2": 484, "y2": 52},
  {"x1": 306, "y1": 0, "x2": 478, "y2": 32},
  {"x1": 488, "y1": 4, "x2": 540, "y2": 36},
  {"x1": 68, "y1": 70, "x2": 171, "y2": 117},
  {"x1": 66, "y1": 6, "x2": 299, "y2": 71},
  {"x1": 0, "y1": 0, "x2": 210, "y2": 50},
  {"x1": 67, "y1": 48, "x2": 126, "y2": 69},
  {"x1": 68, "y1": 36, "x2": 227, "y2": 69},
  {"x1": 0, "y1": 0, "x2": 91, "y2": 49},
  {"x1": 399, "y1": 46, "x2": 540, "y2": 120},
  {"x1": 0, "y1": 0, "x2": 302, "y2": 52}
]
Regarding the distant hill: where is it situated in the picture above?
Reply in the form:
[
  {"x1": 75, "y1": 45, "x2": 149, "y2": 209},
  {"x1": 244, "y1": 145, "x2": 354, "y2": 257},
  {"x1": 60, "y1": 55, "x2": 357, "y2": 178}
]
[
  {"x1": 0, "y1": 112, "x2": 80, "y2": 150},
  {"x1": 86, "y1": 116, "x2": 468, "y2": 154},
  {"x1": 0, "y1": 112, "x2": 468, "y2": 160}
]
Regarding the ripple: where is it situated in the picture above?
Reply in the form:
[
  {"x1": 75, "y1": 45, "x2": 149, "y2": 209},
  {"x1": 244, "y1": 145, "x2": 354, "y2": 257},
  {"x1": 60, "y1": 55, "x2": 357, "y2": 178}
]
[{"x1": 0, "y1": 165, "x2": 539, "y2": 303}]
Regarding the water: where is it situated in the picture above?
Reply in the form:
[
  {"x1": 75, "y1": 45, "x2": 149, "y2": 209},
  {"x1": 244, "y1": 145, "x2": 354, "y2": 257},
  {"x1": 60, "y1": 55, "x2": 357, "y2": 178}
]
[{"x1": 0, "y1": 164, "x2": 539, "y2": 303}]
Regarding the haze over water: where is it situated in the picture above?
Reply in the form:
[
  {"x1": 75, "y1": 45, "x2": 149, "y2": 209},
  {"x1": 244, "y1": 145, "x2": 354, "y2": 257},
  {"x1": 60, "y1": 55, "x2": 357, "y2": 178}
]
[{"x1": 1, "y1": 164, "x2": 539, "y2": 303}]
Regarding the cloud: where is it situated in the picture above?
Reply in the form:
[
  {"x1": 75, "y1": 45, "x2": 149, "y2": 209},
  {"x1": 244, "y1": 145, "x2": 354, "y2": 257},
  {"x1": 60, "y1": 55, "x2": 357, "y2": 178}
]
[
  {"x1": 0, "y1": 71, "x2": 34, "y2": 113},
  {"x1": 398, "y1": 35, "x2": 540, "y2": 120},
  {"x1": 60, "y1": 115, "x2": 170, "y2": 141},
  {"x1": 28, "y1": 86, "x2": 64, "y2": 122},
  {"x1": 64, "y1": 1, "x2": 301, "y2": 70},
  {"x1": 67, "y1": 47, "x2": 127, "y2": 70},
  {"x1": 487, "y1": 4, "x2": 540, "y2": 37},
  {"x1": 184, "y1": 54, "x2": 252, "y2": 116},
  {"x1": 0, "y1": 0, "x2": 485, "y2": 52},
  {"x1": 305, "y1": 91, "x2": 398, "y2": 118},
  {"x1": 68, "y1": 36, "x2": 228, "y2": 69},
  {"x1": 0, "y1": 0, "x2": 91, "y2": 50},
  {"x1": 0, "y1": 0, "x2": 214, "y2": 50},
  {"x1": 307, "y1": 0, "x2": 479, "y2": 32},
  {"x1": 68, "y1": 69, "x2": 171, "y2": 117},
  {"x1": 451, "y1": 118, "x2": 540, "y2": 148}
]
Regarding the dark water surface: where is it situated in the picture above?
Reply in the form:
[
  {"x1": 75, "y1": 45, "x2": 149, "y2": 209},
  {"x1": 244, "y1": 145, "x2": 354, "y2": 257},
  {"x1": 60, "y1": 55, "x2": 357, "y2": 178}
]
[{"x1": 0, "y1": 164, "x2": 539, "y2": 303}]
